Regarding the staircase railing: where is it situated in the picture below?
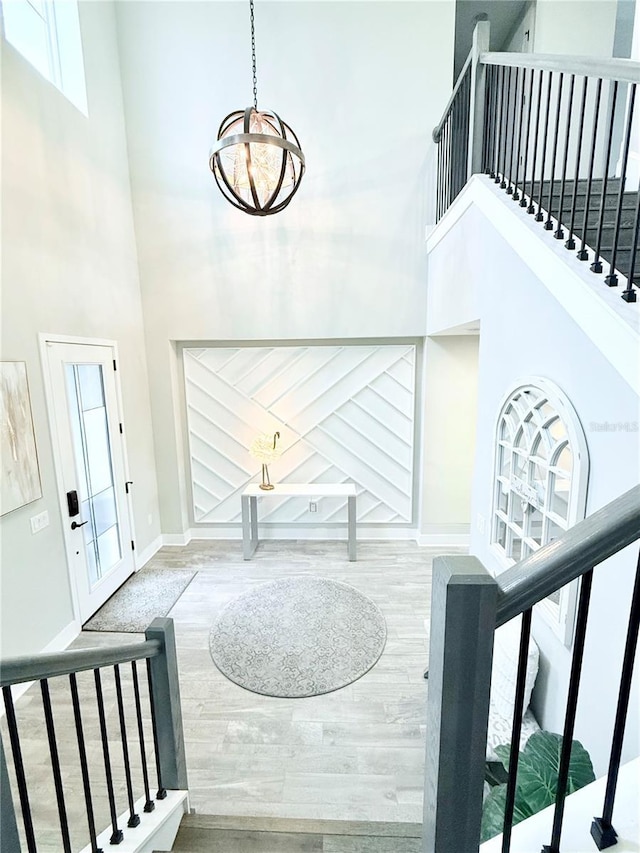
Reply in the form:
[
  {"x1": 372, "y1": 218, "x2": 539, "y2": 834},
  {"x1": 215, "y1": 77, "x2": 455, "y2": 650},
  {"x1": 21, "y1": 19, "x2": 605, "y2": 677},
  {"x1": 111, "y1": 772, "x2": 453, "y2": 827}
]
[
  {"x1": 433, "y1": 22, "x2": 640, "y2": 304},
  {"x1": 0, "y1": 617, "x2": 187, "y2": 852},
  {"x1": 422, "y1": 484, "x2": 640, "y2": 853}
]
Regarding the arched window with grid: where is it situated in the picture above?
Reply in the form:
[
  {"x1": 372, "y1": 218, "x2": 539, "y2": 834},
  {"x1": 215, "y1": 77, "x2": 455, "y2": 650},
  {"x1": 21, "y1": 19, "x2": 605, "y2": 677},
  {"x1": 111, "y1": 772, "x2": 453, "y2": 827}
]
[{"x1": 491, "y1": 378, "x2": 589, "y2": 646}]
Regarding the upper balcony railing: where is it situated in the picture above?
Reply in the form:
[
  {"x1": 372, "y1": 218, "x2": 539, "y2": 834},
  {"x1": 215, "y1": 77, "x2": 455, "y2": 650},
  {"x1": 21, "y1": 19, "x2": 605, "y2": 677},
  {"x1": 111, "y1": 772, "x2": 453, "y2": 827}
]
[{"x1": 433, "y1": 22, "x2": 640, "y2": 304}]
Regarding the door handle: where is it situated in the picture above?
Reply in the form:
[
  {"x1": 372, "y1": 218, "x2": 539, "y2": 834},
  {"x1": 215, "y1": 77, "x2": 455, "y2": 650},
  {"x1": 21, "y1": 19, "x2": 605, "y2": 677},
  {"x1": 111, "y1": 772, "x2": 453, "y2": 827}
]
[{"x1": 71, "y1": 520, "x2": 88, "y2": 530}]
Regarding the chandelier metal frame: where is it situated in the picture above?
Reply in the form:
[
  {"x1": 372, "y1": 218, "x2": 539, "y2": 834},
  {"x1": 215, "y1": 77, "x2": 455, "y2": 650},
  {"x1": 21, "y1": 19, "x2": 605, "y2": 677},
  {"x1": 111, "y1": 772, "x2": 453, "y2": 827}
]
[{"x1": 209, "y1": 0, "x2": 305, "y2": 216}]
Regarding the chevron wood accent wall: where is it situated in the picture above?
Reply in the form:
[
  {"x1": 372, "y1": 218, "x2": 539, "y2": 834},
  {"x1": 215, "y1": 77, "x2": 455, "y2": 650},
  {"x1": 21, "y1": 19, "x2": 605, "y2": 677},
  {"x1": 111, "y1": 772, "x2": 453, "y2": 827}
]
[{"x1": 183, "y1": 345, "x2": 416, "y2": 525}]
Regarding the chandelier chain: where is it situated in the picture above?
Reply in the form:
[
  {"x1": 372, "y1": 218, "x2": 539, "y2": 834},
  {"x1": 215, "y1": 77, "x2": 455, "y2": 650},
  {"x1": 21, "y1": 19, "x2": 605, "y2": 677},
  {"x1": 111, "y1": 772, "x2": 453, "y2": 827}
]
[{"x1": 250, "y1": 0, "x2": 258, "y2": 110}]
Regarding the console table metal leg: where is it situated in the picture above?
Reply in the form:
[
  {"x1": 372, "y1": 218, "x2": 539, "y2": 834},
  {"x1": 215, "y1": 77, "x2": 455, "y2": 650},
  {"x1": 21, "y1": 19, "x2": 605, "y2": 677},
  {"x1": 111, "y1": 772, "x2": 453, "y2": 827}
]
[
  {"x1": 250, "y1": 496, "x2": 258, "y2": 549},
  {"x1": 347, "y1": 494, "x2": 357, "y2": 561},
  {"x1": 242, "y1": 496, "x2": 258, "y2": 560}
]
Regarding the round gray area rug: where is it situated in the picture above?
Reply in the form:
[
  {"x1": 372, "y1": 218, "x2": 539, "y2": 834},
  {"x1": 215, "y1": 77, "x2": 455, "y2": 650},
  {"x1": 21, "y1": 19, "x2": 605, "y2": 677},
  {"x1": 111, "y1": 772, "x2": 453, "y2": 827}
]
[{"x1": 209, "y1": 576, "x2": 387, "y2": 697}]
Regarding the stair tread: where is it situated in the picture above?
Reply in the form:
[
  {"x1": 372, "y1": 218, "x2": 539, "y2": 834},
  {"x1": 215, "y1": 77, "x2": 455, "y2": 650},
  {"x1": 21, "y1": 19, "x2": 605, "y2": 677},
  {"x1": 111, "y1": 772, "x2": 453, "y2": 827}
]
[
  {"x1": 162, "y1": 815, "x2": 423, "y2": 852},
  {"x1": 164, "y1": 826, "x2": 421, "y2": 852}
]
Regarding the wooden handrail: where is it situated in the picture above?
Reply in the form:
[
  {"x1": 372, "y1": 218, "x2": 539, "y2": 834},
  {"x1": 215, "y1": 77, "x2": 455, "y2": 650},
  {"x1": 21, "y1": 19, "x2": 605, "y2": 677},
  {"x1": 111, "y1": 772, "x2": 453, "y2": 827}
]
[
  {"x1": 480, "y1": 51, "x2": 640, "y2": 84},
  {"x1": 0, "y1": 639, "x2": 161, "y2": 687},
  {"x1": 495, "y1": 484, "x2": 640, "y2": 626}
]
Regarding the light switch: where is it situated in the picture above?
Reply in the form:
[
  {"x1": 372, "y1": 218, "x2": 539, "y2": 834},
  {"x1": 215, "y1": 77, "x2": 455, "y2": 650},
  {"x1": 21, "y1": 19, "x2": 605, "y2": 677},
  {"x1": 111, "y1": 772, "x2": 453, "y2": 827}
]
[{"x1": 30, "y1": 510, "x2": 50, "y2": 534}]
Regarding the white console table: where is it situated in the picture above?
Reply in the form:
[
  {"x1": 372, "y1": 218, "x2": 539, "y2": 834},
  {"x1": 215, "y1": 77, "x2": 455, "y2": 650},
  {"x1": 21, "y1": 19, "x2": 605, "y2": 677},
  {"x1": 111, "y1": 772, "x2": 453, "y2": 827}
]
[{"x1": 241, "y1": 483, "x2": 357, "y2": 561}]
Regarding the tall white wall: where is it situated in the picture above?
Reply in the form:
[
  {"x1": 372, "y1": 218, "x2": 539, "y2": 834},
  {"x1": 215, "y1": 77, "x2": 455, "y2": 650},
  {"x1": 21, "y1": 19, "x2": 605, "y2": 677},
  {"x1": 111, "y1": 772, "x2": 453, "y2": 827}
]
[
  {"x1": 420, "y1": 335, "x2": 479, "y2": 538},
  {"x1": 532, "y1": 0, "x2": 619, "y2": 55},
  {"x1": 114, "y1": 0, "x2": 457, "y2": 535},
  {"x1": 0, "y1": 1, "x2": 159, "y2": 656},
  {"x1": 428, "y1": 201, "x2": 640, "y2": 774}
]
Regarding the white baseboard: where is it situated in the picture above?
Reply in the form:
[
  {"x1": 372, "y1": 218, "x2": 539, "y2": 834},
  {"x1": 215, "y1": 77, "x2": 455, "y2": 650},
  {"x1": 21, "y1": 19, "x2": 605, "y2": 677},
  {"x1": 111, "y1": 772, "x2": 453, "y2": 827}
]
[
  {"x1": 187, "y1": 525, "x2": 420, "y2": 541},
  {"x1": 158, "y1": 526, "x2": 469, "y2": 546},
  {"x1": 161, "y1": 532, "x2": 190, "y2": 546},
  {"x1": 135, "y1": 535, "x2": 162, "y2": 570},
  {"x1": 1, "y1": 618, "x2": 81, "y2": 713},
  {"x1": 416, "y1": 533, "x2": 470, "y2": 547}
]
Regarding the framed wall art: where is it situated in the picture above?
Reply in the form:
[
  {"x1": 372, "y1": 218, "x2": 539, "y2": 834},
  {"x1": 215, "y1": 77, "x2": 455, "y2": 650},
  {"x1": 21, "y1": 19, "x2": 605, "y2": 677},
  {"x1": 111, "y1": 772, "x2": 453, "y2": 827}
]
[{"x1": 1, "y1": 361, "x2": 43, "y2": 516}]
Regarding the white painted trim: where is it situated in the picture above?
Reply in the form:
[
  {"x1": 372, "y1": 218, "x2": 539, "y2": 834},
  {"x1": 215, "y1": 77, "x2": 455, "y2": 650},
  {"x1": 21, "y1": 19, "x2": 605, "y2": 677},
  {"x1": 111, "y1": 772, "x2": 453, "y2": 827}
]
[
  {"x1": 38, "y1": 334, "x2": 138, "y2": 622},
  {"x1": 0, "y1": 619, "x2": 80, "y2": 714},
  {"x1": 135, "y1": 536, "x2": 162, "y2": 570},
  {"x1": 161, "y1": 526, "x2": 427, "y2": 545},
  {"x1": 189, "y1": 525, "x2": 420, "y2": 541},
  {"x1": 416, "y1": 533, "x2": 470, "y2": 547},
  {"x1": 79, "y1": 790, "x2": 189, "y2": 853},
  {"x1": 161, "y1": 532, "x2": 190, "y2": 547},
  {"x1": 426, "y1": 176, "x2": 640, "y2": 394},
  {"x1": 39, "y1": 332, "x2": 119, "y2": 348}
]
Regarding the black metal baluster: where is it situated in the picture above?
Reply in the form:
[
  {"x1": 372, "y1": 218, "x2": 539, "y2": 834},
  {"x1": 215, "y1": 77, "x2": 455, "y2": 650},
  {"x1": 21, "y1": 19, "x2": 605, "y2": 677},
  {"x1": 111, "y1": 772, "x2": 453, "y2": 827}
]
[
  {"x1": 441, "y1": 119, "x2": 447, "y2": 216},
  {"x1": 436, "y1": 135, "x2": 441, "y2": 223},
  {"x1": 506, "y1": 66, "x2": 518, "y2": 194},
  {"x1": 578, "y1": 77, "x2": 603, "y2": 260},
  {"x1": 544, "y1": 72, "x2": 565, "y2": 231},
  {"x1": 501, "y1": 608, "x2": 533, "y2": 853},
  {"x1": 511, "y1": 68, "x2": 526, "y2": 198},
  {"x1": 454, "y1": 89, "x2": 460, "y2": 199},
  {"x1": 541, "y1": 569, "x2": 594, "y2": 853},
  {"x1": 621, "y1": 187, "x2": 640, "y2": 302},
  {"x1": 69, "y1": 674, "x2": 104, "y2": 853},
  {"x1": 590, "y1": 80, "x2": 619, "y2": 273},
  {"x1": 464, "y1": 70, "x2": 472, "y2": 180},
  {"x1": 591, "y1": 549, "x2": 640, "y2": 849},
  {"x1": 536, "y1": 70, "x2": 554, "y2": 221},
  {"x1": 519, "y1": 68, "x2": 535, "y2": 207},
  {"x1": 437, "y1": 125, "x2": 443, "y2": 219},
  {"x1": 527, "y1": 69, "x2": 544, "y2": 213},
  {"x1": 502, "y1": 67, "x2": 513, "y2": 190},
  {"x1": 131, "y1": 661, "x2": 155, "y2": 813},
  {"x1": 93, "y1": 669, "x2": 125, "y2": 841},
  {"x1": 490, "y1": 65, "x2": 499, "y2": 178},
  {"x1": 604, "y1": 83, "x2": 636, "y2": 287},
  {"x1": 447, "y1": 114, "x2": 453, "y2": 209},
  {"x1": 40, "y1": 679, "x2": 72, "y2": 853},
  {"x1": 444, "y1": 113, "x2": 451, "y2": 213},
  {"x1": 482, "y1": 65, "x2": 492, "y2": 174},
  {"x1": 565, "y1": 77, "x2": 589, "y2": 249},
  {"x1": 453, "y1": 94, "x2": 462, "y2": 202},
  {"x1": 114, "y1": 664, "x2": 140, "y2": 827},
  {"x1": 497, "y1": 65, "x2": 507, "y2": 185},
  {"x1": 2, "y1": 686, "x2": 37, "y2": 852},
  {"x1": 146, "y1": 657, "x2": 167, "y2": 800},
  {"x1": 554, "y1": 73, "x2": 576, "y2": 239}
]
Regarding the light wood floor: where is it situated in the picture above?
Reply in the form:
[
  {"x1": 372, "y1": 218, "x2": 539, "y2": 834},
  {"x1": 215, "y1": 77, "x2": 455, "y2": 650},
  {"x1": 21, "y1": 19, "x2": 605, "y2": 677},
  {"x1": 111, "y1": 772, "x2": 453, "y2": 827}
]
[{"x1": 4, "y1": 539, "x2": 465, "y2": 848}]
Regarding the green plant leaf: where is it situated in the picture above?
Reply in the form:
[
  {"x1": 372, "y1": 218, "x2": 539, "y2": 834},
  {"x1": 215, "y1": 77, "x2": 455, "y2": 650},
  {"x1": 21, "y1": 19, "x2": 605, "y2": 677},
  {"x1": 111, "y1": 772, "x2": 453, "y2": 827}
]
[
  {"x1": 483, "y1": 732, "x2": 595, "y2": 841},
  {"x1": 481, "y1": 783, "x2": 534, "y2": 842}
]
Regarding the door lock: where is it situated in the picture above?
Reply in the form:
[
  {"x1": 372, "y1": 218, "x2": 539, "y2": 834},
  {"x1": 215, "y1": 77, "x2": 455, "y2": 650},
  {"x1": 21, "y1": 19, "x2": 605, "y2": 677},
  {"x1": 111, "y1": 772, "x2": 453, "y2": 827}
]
[{"x1": 71, "y1": 520, "x2": 88, "y2": 530}]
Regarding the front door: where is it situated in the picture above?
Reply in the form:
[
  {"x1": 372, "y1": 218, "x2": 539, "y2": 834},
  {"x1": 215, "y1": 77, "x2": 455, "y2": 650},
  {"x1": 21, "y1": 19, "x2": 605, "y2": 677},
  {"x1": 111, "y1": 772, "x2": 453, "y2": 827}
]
[{"x1": 45, "y1": 341, "x2": 135, "y2": 623}]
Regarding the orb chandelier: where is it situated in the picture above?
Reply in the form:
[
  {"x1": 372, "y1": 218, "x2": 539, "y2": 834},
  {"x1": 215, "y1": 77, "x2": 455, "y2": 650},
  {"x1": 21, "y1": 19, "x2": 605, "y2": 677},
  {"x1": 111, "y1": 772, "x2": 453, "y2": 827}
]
[{"x1": 209, "y1": 0, "x2": 305, "y2": 216}]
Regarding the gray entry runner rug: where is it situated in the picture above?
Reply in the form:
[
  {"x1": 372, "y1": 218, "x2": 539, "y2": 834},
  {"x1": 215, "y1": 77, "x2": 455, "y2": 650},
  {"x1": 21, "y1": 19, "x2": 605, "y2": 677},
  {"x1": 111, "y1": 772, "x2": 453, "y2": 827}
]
[
  {"x1": 83, "y1": 566, "x2": 196, "y2": 633},
  {"x1": 209, "y1": 576, "x2": 387, "y2": 697}
]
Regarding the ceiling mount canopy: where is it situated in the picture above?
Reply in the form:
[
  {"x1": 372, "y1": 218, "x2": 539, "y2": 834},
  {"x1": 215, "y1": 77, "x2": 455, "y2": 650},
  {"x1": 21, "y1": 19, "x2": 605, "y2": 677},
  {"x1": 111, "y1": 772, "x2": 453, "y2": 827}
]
[{"x1": 209, "y1": 0, "x2": 305, "y2": 216}]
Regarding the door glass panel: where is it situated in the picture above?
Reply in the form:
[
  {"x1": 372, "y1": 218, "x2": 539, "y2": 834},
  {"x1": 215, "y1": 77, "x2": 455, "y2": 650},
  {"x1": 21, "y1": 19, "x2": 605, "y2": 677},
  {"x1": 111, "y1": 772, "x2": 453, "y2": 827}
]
[
  {"x1": 66, "y1": 364, "x2": 122, "y2": 587},
  {"x1": 97, "y1": 526, "x2": 121, "y2": 572},
  {"x1": 93, "y1": 487, "x2": 118, "y2": 537},
  {"x1": 78, "y1": 364, "x2": 105, "y2": 411},
  {"x1": 83, "y1": 407, "x2": 113, "y2": 494}
]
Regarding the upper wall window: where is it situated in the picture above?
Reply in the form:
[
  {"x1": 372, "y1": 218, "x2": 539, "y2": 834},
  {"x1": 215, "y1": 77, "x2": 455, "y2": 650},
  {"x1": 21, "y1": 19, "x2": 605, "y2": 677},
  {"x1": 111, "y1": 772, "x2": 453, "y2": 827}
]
[
  {"x1": 491, "y1": 378, "x2": 589, "y2": 646},
  {"x1": 1, "y1": 0, "x2": 87, "y2": 114}
]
